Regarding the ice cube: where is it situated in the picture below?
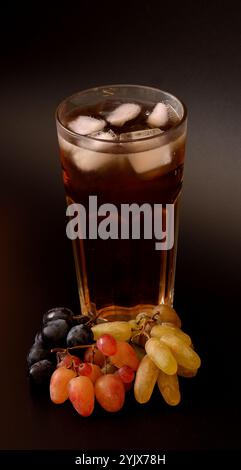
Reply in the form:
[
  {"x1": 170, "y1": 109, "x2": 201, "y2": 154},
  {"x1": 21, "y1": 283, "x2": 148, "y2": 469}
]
[
  {"x1": 129, "y1": 144, "x2": 172, "y2": 176},
  {"x1": 120, "y1": 128, "x2": 163, "y2": 141},
  {"x1": 147, "y1": 102, "x2": 169, "y2": 128},
  {"x1": 107, "y1": 103, "x2": 141, "y2": 127},
  {"x1": 91, "y1": 130, "x2": 117, "y2": 141},
  {"x1": 59, "y1": 133, "x2": 116, "y2": 173},
  {"x1": 72, "y1": 149, "x2": 114, "y2": 172},
  {"x1": 68, "y1": 115, "x2": 106, "y2": 135}
]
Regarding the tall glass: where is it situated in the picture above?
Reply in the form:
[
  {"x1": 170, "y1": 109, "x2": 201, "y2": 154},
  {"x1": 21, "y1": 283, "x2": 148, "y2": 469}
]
[{"x1": 56, "y1": 85, "x2": 187, "y2": 320}]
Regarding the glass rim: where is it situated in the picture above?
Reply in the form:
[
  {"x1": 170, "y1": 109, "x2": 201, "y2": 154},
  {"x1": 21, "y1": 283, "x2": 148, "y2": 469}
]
[{"x1": 56, "y1": 84, "x2": 187, "y2": 144}]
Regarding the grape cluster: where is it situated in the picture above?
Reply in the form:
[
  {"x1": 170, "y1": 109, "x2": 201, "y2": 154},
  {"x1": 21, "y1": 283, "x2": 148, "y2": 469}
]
[
  {"x1": 27, "y1": 304, "x2": 201, "y2": 414},
  {"x1": 50, "y1": 333, "x2": 139, "y2": 416},
  {"x1": 27, "y1": 307, "x2": 94, "y2": 384},
  {"x1": 130, "y1": 305, "x2": 201, "y2": 406}
]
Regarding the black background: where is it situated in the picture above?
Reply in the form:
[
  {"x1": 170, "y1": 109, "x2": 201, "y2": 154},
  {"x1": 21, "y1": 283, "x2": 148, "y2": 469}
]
[{"x1": 0, "y1": 0, "x2": 241, "y2": 461}]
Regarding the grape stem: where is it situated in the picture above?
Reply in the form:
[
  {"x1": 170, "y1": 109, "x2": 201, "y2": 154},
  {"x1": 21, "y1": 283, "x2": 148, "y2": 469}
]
[
  {"x1": 51, "y1": 347, "x2": 66, "y2": 353},
  {"x1": 73, "y1": 310, "x2": 101, "y2": 327},
  {"x1": 152, "y1": 311, "x2": 161, "y2": 321},
  {"x1": 130, "y1": 317, "x2": 154, "y2": 343},
  {"x1": 51, "y1": 343, "x2": 96, "y2": 354},
  {"x1": 68, "y1": 344, "x2": 96, "y2": 350}
]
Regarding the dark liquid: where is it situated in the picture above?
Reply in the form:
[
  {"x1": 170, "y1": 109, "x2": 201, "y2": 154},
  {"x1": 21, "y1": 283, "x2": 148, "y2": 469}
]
[{"x1": 60, "y1": 101, "x2": 185, "y2": 319}]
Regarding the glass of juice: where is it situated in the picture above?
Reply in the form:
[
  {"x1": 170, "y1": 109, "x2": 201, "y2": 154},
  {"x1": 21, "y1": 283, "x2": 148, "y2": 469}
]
[{"x1": 56, "y1": 85, "x2": 187, "y2": 320}]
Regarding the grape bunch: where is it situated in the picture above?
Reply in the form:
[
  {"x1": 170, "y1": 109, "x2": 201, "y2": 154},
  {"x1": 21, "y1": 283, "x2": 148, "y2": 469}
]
[
  {"x1": 50, "y1": 333, "x2": 139, "y2": 416},
  {"x1": 27, "y1": 304, "x2": 201, "y2": 414},
  {"x1": 27, "y1": 311, "x2": 139, "y2": 416},
  {"x1": 27, "y1": 307, "x2": 94, "y2": 385},
  {"x1": 129, "y1": 305, "x2": 201, "y2": 406}
]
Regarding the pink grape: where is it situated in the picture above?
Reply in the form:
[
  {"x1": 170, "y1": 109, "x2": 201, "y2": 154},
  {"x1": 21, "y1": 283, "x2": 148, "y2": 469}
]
[
  {"x1": 95, "y1": 374, "x2": 125, "y2": 412},
  {"x1": 68, "y1": 376, "x2": 94, "y2": 417},
  {"x1": 117, "y1": 365, "x2": 135, "y2": 383},
  {"x1": 88, "y1": 364, "x2": 103, "y2": 384},
  {"x1": 97, "y1": 334, "x2": 117, "y2": 356},
  {"x1": 84, "y1": 346, "x2": 105, "y2": 367},
  {"x1": 50, "y1": 367, "x2": 76, "y2": 404},
  {"x1": 110, "y1": 341, "x2": 139, "y2": 370},
  {"x1": 78, "y1": 362, "x2": 92, "y2": 377},
  {"x1": 57, "y1": 354, "x2": 81, "y2": 370},
  {"x1": 114, "y1": 371, "x2": 133, "y2": 391},
  {"x1": 78, "y1": 362, "x2": 103, "y2": 383},
  {"x1": 71, "y1": 356, "x2": 82, "y2": 369}
]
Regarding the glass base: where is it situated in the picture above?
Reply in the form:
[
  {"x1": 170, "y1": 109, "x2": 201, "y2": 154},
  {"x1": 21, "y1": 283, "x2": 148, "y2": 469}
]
[{"x1": 96, "y1": 304, "x2": 161, "y2": 321}]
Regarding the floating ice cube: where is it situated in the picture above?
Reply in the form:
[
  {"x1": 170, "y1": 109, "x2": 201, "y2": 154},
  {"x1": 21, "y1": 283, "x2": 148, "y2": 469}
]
[
  {"x1": 59, "y1": 133, "x2": 117, "y2": 173},
  {"x1": 128, "y1": 132, "x2": 186, "y2": 177},
  {"x1": 68, "y1": 115, "x2": 106, "y2": 135},
  {"x1": 147, "y1": 102, "x2": 169, "y2": 128},
  {"x1": 72, "y1": 149, "x2": 114, "y2": 172},
  {"x1": 120, "y1": 128, "x2": 162, "y2": 141},
  {"x1": 91, "y1": 130, "x2": 117, "y2": 141},
  {"x1": 129, "y1": 143, "x2": 172, "y2": 176},
  {"x1": 107, "y1": 103, "x2": 141, "y2": 127}
]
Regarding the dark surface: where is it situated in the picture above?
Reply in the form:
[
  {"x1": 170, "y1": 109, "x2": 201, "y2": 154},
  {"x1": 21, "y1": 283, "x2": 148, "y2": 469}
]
[{"x1": 0, "y1": 0, "x2": 241, "y2": 456}]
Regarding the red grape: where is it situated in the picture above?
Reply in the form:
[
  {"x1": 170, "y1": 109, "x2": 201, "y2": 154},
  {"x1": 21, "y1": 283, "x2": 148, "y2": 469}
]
[
  {"x1": 50, "y1": 367, "x2": 76, "y2": 404},
  {"x1": 114, "y1": 371, "x2": 133, "y2": 391},
  {"x1": 84, "y1": 346, "x2": 105, "y2": 367},
  {"x1": 78, "y1": 362, "x2": 102, "y2": 383},
  {"x1": 88, "y1": 364, "x2": 103, "y2": 384},
  {"x1": 72, "y1": 356, "x2": 82, "y2": 369},
  {"x1": 57, "y1": 354, "x2": 81, "y2": 370},
  {"x1": 97, "y1": 334, "x2": 117, "y2": 356},
  {"x1": 117, "y1": 365, "x2": 135, "y2": 383},
  {"x1": 68, "y1": 376, "x2": 94, "y2": 417},
  {"x1": 78, "y1": 362, "x2": 92, "y2": 377},
  {"x1": 95, "y1": 374, "x2": 125, "y2": 412},
  {"x1": 110, "y1": 341, "x2": 139, "y2": 370}
]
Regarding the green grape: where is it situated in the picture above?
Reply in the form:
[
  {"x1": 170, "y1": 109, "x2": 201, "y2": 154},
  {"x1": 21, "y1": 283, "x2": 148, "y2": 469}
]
[
  {"x1": 151, "y1": 324, "x2": 191, "y2": 346},
  {"x1": 134, "y1": 355, "x2": 159, "y2": 404},
  {"x1": 157, "y1": 371, "x2": 181, "y2": 406},
  {"x1": 145, "y1": 338, "x2": 177, "y2": 375},
  {"x1": 177, "y1": 365, "x2": 198, "y2": 378},
  {"x1": 160, "y1": 335, "x2": 201, "y2": 370},
  {"x1": 153, "y1": 305, "x2": 181, "y2": 328},
  {"x1": 91, "y1": 321, "x2": 132, "y2": 342}
]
